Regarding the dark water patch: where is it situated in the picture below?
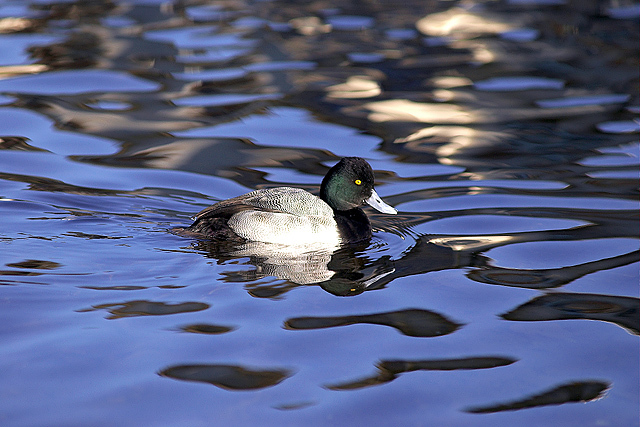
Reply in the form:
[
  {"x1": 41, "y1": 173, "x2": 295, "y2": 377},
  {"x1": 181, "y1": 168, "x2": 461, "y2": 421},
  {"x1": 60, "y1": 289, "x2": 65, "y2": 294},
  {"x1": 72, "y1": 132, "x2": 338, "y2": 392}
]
[
  {"x1": 0, "y1": 270, "x2": 43, "y2": 276},
  {"x1": 284, "y1": 308, "x2": 463, "y2": 337},
  {"x1": 179, "y1": 323, "x2": 236, "y2": 335},
  {"x1": 0, "y1": 278, "x2": 48, "y2": 286},
  {"x1": 80, "y1": 285, "x2": 148, "y2": 291},
  {"x1": 327, "y1": 356, "x2": 516, "y2": 390},
  {"x1": 465, "y1": 380, "x2": 610, "y2": 414},
  {"x1": 0, "y1": 136, "x2": 48, "y2": 151},
  {"x1": 5, "y1": 259, "x2": 62, "y2": 269},
  {"x1": 158, "y1": 284, "x2": 187, "y2": 289},
  {"x1": 273, "y1": 401, "x2": 316, "y2": 411},
  {"x1": 78, "y1": 300, "x2": 210, "y2": 319},
  {"x1": 501, "y1": 292, "x2": 640, "y2": 335},
  {"x1": 0, "y1": 171, "x2": 125, "y2": 196},
  {"x1": 27, "y1": 30, "x2": 103, "y2": 70},
  {"x1": 159, "y1": 364, "x2": 291, "y2": 390},
  {"x1": 62, "y1": 231, "x2": 131, "y2": 240},
  {"x1": 245, "y1": 281, "x2": 297, "y2": 299},
  {"x1": 378, "y1": 357, "x2": 517, "y2": 373}
]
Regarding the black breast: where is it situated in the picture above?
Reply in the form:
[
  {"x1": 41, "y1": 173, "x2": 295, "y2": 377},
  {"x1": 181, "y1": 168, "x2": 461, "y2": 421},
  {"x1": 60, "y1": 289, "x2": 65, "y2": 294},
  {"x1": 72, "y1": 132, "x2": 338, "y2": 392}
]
[{"x1": 334, "y1": 208, "x2": 372, "y2": 243}]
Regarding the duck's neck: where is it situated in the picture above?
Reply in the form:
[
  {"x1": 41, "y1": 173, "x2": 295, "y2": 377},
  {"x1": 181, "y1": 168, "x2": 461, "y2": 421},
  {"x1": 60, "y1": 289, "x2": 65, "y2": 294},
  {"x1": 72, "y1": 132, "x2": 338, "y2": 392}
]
[{"x1": 334, "y1": 208, "x2": 371, "y2": 243}]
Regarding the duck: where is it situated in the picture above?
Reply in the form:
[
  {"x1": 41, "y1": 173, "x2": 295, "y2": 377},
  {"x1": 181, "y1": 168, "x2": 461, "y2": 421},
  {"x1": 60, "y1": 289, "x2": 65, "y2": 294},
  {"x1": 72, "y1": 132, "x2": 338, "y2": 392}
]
[{"x1": 186, "y1": 157, "x2": 397, "y2": 245}]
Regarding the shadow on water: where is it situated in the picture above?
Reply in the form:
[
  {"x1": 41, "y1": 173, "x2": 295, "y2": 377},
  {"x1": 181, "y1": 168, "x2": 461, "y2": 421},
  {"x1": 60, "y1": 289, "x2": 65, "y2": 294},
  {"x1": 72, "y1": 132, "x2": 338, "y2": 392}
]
[
  {"x1": 501, "y1": 292, "x2": 639, "y2": 335},
  {"x1": 158, "y1": 364, "x2": 292, "y2": 391},
  {"x1": 326, "y1": 356, "x2": 517, "y2": 391},
  {"x1": 0, "y1": 0, "x2": 638, "y2": 425},
  {"x1": 284, "y1": 308, "x2": 463, "y2": 337},
  {"x1": 77, "y1": 300, "x2": 210, "y2": 319},
  {"x1": 464, "y1": 380, "x2": 611, "y2": 414}
]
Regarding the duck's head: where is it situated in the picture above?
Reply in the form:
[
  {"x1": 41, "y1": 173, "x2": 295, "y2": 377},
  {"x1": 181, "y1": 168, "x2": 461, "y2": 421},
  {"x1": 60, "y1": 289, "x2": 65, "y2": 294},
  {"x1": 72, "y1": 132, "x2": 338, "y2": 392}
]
[{"x1": 320, "y1": 157, "x2": 397, "y2": 214}]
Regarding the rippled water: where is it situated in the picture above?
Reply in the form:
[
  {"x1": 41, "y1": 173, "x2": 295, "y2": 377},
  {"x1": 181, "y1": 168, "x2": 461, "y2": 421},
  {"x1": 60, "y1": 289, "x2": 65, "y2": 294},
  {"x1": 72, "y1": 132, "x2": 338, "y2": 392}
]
[{"x1": 1, "y1": 0, "x2": 638, "y2": 426}]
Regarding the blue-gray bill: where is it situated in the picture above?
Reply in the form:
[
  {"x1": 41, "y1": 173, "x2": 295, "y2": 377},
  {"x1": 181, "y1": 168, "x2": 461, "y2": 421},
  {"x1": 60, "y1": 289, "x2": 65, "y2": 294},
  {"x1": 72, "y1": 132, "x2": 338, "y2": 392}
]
[{"x1": 366, "y1": 189, "x2": 397, "y2": 214}]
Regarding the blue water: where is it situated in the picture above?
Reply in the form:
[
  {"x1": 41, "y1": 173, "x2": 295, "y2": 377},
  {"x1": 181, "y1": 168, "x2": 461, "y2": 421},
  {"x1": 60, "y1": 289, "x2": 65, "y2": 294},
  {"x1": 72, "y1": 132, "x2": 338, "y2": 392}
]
[{"x1": 0, "y1": 0, "x2": 638, "y2": 426}]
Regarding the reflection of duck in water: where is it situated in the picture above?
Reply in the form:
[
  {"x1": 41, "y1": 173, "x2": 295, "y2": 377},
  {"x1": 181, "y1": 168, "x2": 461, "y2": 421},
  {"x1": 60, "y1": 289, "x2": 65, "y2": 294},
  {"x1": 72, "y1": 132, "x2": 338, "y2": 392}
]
[
  {"x1": 182, "y1": 240, "x2": 394, "y2": 298},
  {"x1": 186, "y1": 157, "x2": 397, "y2": 245},
  {"x1": 207, "y1": 240, "x2": 397, "y2": 295}
]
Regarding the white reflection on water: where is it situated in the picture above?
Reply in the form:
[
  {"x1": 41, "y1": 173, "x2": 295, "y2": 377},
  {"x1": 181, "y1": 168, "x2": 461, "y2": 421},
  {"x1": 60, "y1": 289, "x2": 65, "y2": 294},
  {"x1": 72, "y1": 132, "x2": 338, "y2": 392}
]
[
  {"x1": 326, "y1": 76, "x2": 381, "y2": 99},
  {"x1": 224, "y1": 241, "x2": 339, "y2": 284},
  {"x1": 416, "y1": 7, "x2": 512, "y2": 37}
]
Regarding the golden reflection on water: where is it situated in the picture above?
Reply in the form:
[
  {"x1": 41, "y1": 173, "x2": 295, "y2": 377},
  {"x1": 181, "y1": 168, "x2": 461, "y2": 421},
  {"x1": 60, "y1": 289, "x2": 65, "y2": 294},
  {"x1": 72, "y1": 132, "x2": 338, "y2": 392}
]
[
  {"x1": 364, "y1": 99, "x2": 477, "y2": 124},
  {"x1": 416, "y1": 7, "x2": 514, "y2": 38}
]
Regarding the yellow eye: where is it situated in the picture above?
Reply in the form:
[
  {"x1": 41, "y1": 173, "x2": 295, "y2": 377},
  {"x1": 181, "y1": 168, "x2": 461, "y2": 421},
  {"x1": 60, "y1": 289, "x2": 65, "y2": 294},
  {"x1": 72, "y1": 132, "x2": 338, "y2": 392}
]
[{"x1": 354, "y1": 179, "x2": 362, "y2": 185}]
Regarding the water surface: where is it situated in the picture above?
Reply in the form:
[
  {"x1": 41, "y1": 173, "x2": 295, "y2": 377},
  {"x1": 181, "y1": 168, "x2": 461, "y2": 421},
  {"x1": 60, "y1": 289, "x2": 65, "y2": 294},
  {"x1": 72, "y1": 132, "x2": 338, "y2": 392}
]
[{"x1": 0, "y1": 0, "x2": 638, "y2": 426}]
